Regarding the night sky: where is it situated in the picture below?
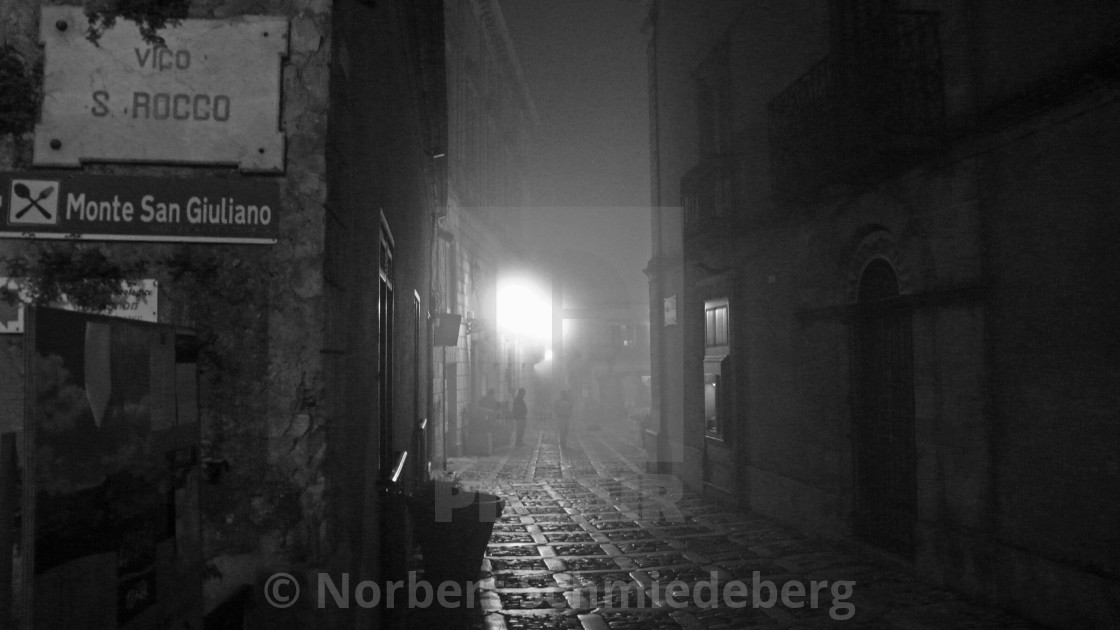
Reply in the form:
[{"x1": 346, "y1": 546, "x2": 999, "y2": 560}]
[{"x1": 500, "y1": 0, "x2": 652, "y2": 307}]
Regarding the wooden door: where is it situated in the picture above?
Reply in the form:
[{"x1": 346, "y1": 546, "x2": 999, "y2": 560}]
[{"x1": 852, "y1": 259, "x2": 916, "y2": 556}]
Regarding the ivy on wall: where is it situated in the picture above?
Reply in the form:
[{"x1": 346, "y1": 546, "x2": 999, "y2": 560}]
[
  {"x1": 1, "y1": 246, "x2": 143, "y2": 311},
  {"x1": 0, "y1": 1, "x2": 187, "y2": 140},
  {"x1": 0, "y1": 242, "x2": 273, "y2": 389},
  {"x1": 2, "y1": 238, "x2": 254, "y2": 304},
  {"x1": 0, "y1": 241, "x2": 305, "y2": 556},
  {"x1": 0, "y1": 45, "x2": 39, "y2": 137},
  {"x1": 83, "y1": 0, "x2": 191, "y2": 46}
]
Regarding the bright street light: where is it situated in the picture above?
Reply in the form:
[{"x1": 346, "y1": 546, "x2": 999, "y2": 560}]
[{"x1": 497, "y1": 274, "x2": 552, "y2": 345}]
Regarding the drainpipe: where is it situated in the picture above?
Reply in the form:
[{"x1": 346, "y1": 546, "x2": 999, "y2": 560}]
[{"x1": 644, "y1": 0, "x2": 668, "y2": 474}]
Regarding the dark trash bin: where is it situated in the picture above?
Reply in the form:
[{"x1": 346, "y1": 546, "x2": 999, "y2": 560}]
[
  {"x1": 412, "y1": 492, "x2": 502, "y2": 583},
  {"x1": 407, "y1": 481, "x2": 503, "y2": 628}
]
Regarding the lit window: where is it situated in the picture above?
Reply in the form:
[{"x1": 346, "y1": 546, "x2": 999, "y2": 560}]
[
  {"x1": 703, "y1": 298, "x2": 730, "y2": 439},
  {"x1": 704, "y1": 372, "x2": 720, "y2": 433}
]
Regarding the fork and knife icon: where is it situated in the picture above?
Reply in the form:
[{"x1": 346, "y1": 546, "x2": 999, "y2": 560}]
[{"x1": 13, "y1": 182, "x2": 55, "y2": 220}]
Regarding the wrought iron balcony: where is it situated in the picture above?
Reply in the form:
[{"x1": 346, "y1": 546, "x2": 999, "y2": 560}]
[
  {"x1": 681, "y1": 153, "x2": 738, "y2": 236},
  {"x1": 768, "y1": 10, "x2": 945, "y2": 196}
]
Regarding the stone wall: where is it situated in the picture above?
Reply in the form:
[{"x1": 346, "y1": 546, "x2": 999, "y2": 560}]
[
  {"x1": 0, "y1": 0, "x2": 335, "y2": 624},
  {"x1": 980, "y1": 92, "x2": 1120, "y2": 628},
  {"x1": 650, "y1": 0, "x2": 1120, "y2": 625}
]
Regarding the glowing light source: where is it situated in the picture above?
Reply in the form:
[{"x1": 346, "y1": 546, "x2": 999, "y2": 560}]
[{"x1": 497, "y1": 275, "x2": 552, "y2": 344}]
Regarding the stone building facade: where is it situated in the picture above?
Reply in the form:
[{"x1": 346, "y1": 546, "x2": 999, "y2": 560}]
[
  {"x1": 0, "y1": 0, "x2": 450, "y2": 628},
  {"x1": 434, "y1": 0, "x2": 537, "y2": 459},
  {"x1": 645, "y1": 0, "x2": 1120, "y2": 626}
]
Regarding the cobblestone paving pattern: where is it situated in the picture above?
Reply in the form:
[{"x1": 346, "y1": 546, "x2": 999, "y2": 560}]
[{"x1": 418, "y1": 423, "x2": 1044, "y2": 630}]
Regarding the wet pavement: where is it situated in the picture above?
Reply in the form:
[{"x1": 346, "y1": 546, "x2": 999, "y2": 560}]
[{"x1": 423, "y1": 421, "x2": 1044, "y2": 629}]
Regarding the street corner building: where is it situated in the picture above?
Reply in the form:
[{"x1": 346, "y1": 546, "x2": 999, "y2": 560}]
[
  {"x1": 644, "y1": 1, "x2": 1120, "y2": 628},
  {"x1": 0, "y1": 0, "x2": 529, "y2": 628}
]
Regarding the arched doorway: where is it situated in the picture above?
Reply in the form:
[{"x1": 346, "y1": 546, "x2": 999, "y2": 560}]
[{"x1": 852, "y1": 258, "x2": 916, "y2": 556}]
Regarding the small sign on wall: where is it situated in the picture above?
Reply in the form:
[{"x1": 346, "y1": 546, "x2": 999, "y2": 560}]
[
  {"x1": 0, "y1": 171, "x2": 280, "y2": 243},
  {"x1": 0, "y1": 277, "x2": 159, "y2": 334},
  {"x1": 663, "y1": 294, "x2": 677, "y2": 326},
  {"x1": 34, "y1": 6, "x2": 288, "y2": 172}
]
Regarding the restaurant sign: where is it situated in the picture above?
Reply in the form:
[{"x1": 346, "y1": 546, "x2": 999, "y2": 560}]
[
  {"x1": 34, "y1": 6, "x2": 288, "y2": 172},
  {"x1": 0, "y1": 171, "x2": 279, "y2": 243}
]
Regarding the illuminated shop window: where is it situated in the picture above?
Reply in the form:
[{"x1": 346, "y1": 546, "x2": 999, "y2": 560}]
[{"x1": 703, "y1": 298, "x2": 730, "y2": 439}]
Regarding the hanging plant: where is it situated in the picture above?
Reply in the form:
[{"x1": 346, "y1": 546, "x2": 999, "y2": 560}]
[
  {"x1": 84, "y1": 0, "x2": 191, "y2": 46},
  {"x1": 0, "y1": 244, "x2": 146, "y2": 312}
]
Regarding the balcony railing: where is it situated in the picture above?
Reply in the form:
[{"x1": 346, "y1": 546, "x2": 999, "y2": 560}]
[
  {"x1": 768, "y1": 10, "x2": 945, "y2": 195},
  {"x1": 681, "y1": 153, "x2": 737, "y2": 235}
]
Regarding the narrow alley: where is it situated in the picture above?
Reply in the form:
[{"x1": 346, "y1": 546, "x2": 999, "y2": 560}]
[
  {"x1": 2, "y1": 2, "x2": 1117, "y2": 629},
  {"x1": 433, "y1": 420, "x2": 1044, "y2": 630}
]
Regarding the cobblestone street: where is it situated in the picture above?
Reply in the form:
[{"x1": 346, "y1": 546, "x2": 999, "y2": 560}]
[{"x1": 435, "y1": 421, "x2": 1045, "y2": 630}]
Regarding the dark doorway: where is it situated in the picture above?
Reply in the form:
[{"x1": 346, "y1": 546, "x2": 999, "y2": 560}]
[{"x1": 852, "y1": 258, "x2": 916, "y2": 556}]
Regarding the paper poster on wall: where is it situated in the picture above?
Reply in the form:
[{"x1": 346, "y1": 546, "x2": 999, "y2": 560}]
[
  {"x1": 663, "y1": 294, "x2": 677, "y2": 326},
  {"x1": 0, "y1": 278, "x2": 159, "y2": 334}
]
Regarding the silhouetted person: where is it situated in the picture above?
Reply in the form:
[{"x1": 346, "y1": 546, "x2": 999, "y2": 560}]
[
  {"x1": 554, "y1": 390, "x2": 573, "y2": 447},
  {"x1": 512, "y1": 388, "x2": 528, "y2": 446}
]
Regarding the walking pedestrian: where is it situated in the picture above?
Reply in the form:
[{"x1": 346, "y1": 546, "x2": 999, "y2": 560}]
[
  {"x1": 553, "y1": 389, "x2": 573, "y2": 447},
  {"x1": 512, "y1": 388, "x2": 528, "y2": 446}
]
